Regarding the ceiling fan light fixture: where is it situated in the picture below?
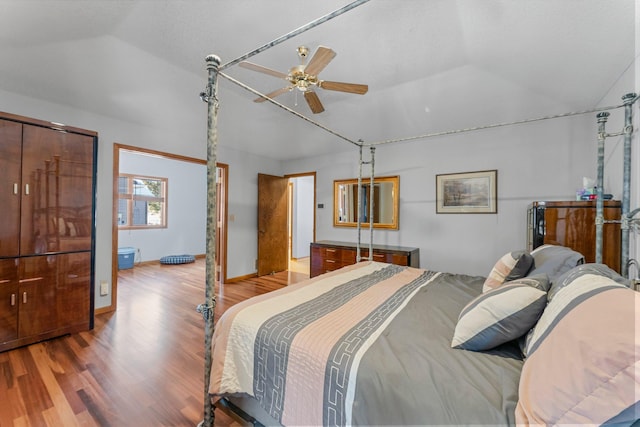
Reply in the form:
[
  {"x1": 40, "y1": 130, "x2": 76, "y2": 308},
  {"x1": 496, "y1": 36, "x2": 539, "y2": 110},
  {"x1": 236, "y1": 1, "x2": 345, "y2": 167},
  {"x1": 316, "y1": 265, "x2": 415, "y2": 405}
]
[{"x1": 241, "y1": 45, "x2": 367, "y2": 114}]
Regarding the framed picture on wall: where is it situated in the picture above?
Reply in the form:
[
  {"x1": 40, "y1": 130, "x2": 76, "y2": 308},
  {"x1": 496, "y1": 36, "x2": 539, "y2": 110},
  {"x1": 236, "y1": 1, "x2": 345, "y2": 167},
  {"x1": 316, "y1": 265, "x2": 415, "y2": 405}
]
[{"x1": 436, "y1": 170, "x2": 497, "y2": 214}]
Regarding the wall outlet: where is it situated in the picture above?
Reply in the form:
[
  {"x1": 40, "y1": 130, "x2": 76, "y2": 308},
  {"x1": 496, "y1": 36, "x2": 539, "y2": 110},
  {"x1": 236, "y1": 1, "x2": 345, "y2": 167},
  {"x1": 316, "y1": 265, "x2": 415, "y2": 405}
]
[{"x1": 100, "y1": 281, "x2": 109, "y2": 296}]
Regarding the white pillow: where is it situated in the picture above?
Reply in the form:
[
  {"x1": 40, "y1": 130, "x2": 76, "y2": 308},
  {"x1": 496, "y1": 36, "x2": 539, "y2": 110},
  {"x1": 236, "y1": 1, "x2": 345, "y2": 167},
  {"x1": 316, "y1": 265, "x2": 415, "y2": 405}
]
[
  {"x1": 452, "y1": 275, "x2": 548, "y2": 351},
  {"x1": 482, "y1": 250, "x2": 534, "y2": 293}
]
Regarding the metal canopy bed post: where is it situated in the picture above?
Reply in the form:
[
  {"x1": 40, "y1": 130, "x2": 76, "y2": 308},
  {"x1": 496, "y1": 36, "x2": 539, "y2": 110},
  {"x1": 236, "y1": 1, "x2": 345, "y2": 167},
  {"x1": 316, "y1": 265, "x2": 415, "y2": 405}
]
[
  {"x1": 595, "y1": 92, "x2": 639, "y2": 278},
  {"x1": 197, "y1": 2, "x2": 372, "y2": 425},
  {"x1": 356, "y1": 145, "x2": 376, "y2": 263},
  {"x1": 197, "y1": 1, "x2": 638, "y2": 424}
]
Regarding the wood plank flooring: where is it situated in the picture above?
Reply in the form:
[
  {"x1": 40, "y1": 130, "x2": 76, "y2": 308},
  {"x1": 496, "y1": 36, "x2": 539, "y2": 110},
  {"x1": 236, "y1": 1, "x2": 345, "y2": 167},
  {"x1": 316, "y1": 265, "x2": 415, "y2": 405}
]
[{"x1": 0, "y1": 259, "x2": 309, "y2": 426}]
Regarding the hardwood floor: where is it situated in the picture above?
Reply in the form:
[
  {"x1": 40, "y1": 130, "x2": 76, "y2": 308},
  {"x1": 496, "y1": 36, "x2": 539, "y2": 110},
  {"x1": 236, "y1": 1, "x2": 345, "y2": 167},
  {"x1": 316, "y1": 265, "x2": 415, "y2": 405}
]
[{"x1": 0, "y1": 259, "x2": 309, "y2": 426}]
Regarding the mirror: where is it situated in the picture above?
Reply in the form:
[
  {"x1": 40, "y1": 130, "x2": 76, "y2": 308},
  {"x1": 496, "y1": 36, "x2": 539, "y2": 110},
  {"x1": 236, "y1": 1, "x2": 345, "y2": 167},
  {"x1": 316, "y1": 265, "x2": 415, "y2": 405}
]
[{"x1": 334, "y1": 175, "x2": 399, "y2": 229}]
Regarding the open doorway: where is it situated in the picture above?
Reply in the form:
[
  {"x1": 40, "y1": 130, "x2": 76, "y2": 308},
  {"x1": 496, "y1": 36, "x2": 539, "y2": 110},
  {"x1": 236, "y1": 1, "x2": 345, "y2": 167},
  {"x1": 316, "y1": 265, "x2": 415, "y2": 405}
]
[
  {"x1": 286, "y1": 172, "x2": 315, "y2": 276},
  {"x1": 107, "y1": 143, "x2": 227, "y2": 313}
]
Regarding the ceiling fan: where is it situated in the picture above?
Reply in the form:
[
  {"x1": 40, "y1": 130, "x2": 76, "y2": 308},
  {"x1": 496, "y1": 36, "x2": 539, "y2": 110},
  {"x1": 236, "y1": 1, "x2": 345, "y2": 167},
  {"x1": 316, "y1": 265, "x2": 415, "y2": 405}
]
[{"x1": 239, "y1": 45, "x2": 368, "y2": 114}]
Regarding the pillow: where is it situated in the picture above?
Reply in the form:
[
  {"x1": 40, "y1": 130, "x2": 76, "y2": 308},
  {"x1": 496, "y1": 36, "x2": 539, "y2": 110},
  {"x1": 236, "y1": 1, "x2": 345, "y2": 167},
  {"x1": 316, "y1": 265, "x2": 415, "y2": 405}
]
[
  {"x1": 482, "y1": 250, "x2": 534, "y2": 292},
  {"x1": 527, "y1": 244, "x2": 584, "y2": 283},
  {"x1": 548, "y1": 263, "x2": 630, "y2": 301},
  {"x1": 452, "y1": 274, "x2": 549, "y2": 351},
  {"x1": 516, "y1": 273, "x2": 638, "y2": 425}
]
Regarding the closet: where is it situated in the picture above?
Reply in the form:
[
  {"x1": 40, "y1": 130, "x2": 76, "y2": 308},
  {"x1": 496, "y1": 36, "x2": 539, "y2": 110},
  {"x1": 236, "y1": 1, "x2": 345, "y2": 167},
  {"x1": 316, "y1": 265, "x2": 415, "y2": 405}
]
[{"x1": 0, "y1": 112, "x2": 96, "y2": 352}]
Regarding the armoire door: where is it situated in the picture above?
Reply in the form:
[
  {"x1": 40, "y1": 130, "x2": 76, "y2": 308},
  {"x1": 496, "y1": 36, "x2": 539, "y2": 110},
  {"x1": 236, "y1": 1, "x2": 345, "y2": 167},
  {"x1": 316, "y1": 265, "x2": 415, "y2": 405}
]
[
  {"x1": 0, "y1": 258, "x2": 19, "y2": 343},
  {"x1": 18, "y1": 255, "x2": 58, "y2": 338},
  {"x1": 0, "y1": 119, "x2": 23, "y2": 258},
  {"x1": 20, "y1": 125, "x2": 95, "y2": 255},
  {"x1": 56, "y1": 252, "x2": 91, "y2": 329}
]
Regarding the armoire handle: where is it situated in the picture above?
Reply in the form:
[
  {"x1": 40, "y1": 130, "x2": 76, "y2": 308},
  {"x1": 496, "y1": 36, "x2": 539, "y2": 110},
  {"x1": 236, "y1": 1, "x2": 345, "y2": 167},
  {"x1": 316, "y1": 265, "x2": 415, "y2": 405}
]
[
  {"x1": 10, "y1": 293, "x2": 16, "y2": 306},
  {"x1": 13, "y1": 183, "x2": 18, "y2": 195},
  {"x1": 22, "y1": 292, "x2": 27, "y2": 304}
]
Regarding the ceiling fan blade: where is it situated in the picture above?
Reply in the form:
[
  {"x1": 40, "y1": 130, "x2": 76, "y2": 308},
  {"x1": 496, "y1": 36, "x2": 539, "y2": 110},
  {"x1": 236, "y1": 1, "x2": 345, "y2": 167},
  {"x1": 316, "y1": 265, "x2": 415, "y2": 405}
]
[
  {"x1": 319, "y1": 80, "x2": 368, "y2": 95},
  {"x1": 304, "y1": 91, "x2": 325, "y2": 114},
  {"x1": 304, "y1": 46, "x2": 336, "y2": 76},
  {"x1": 254, "y1": 86, "x2": 292, "y2": 103},
  {"x1": 239, "y1": 61, "x2": 288, "y2": 79}
]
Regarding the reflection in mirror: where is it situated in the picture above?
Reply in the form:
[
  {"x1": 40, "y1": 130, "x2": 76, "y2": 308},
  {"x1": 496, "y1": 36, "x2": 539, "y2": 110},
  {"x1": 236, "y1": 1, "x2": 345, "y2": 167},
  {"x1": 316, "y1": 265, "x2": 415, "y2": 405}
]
[{"x1": 334, "y1": 176, "x2": 399, "y2": 229}]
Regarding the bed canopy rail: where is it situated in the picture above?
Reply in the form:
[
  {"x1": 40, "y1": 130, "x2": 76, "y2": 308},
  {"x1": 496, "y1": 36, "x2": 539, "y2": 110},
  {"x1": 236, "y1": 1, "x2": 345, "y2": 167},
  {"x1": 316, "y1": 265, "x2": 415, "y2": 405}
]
[
  {"x1": 217, "y1": 0, "x2": 371, "y2": 73},
  {"x1": 366, "y1": 103, "x2": 633, "y2": 146},
  {"x1": 594, "y1": 92, "x2": 638, "y2": 278},
  {"x1": 217, "y1": 71, "x2": 360, "y2": 146}
]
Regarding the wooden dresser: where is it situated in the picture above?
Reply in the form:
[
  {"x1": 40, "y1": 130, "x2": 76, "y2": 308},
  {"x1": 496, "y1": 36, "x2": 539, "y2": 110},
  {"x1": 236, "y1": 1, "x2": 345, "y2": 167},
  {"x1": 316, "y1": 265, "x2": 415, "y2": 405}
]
[
  {"x1": 527, "y1": 200, "x2": 621, "y2": 272},
  {"x1": 310, "y1": 240, "x2": 420, "y2": 278}
]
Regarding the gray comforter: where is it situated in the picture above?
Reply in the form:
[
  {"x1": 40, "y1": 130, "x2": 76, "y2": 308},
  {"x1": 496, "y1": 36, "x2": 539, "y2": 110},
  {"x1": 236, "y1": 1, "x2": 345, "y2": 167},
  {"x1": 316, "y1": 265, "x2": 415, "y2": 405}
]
[
  {"x1": 211, "y1": 263, "x2": 523, "y2": 426},
  {"x1": 351, "y1": 272, "x2": 523, "y2": 426}
]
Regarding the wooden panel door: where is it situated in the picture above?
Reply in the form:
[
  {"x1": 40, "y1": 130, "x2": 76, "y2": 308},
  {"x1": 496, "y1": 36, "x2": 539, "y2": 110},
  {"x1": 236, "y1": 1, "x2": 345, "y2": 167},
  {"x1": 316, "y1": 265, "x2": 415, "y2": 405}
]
[
  {"x1": 257, "y1": 173, "x2": 288, "y2": 276},
  {"x1": 18, "y1": 255, "x2": 58, "y2": 338},
  {"x1": 21, "y1": 125, "x2": 94, "y2": 255},
  {"x1": 0, "y1": 258, "x2": 19, "y2": 343},
  {"x1": 0, "y1": 119, "x2": 22, "y2": 257},
  {"x1": 56, "y1": 252, "x2": 91, "y2": 330}
]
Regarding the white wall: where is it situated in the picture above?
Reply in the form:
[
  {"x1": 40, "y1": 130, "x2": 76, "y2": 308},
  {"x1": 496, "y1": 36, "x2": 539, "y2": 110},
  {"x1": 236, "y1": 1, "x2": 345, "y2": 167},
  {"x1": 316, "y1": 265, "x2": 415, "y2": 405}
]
[
  {"x1": 118, "y1": 151, "x2": 206, "y2": 262},
  {"x1": 221, "y1": 146, "x2": 282, "y2": 278},
  {"x1": 286, "y1": 113, "x2": 598, "y2": 276}
]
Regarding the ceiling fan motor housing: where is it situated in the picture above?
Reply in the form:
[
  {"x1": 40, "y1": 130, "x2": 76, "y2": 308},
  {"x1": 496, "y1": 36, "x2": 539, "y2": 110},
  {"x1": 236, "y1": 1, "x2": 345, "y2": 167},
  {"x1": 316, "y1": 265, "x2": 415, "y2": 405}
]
[{"x1": 288, "y1": 65, "x2": 318, "y2": 91}]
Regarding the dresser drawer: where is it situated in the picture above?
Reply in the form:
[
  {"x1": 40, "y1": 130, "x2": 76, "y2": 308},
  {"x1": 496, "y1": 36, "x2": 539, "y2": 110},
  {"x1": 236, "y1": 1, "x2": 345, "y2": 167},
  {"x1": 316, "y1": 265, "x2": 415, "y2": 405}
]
[
  {"x1": 322, "y1": 258, "x2": 348, "y2": 273},
  {"x1": 310, "y1": 241, "x2": 419, "y2": 278}
]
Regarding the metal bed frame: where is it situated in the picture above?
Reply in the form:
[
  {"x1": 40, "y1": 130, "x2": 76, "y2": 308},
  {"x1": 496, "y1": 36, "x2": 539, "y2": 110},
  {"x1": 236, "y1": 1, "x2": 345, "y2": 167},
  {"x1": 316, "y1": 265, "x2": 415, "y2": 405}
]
[{"x1": 196, "y1": 2, "x2": 638, "y2": 425}]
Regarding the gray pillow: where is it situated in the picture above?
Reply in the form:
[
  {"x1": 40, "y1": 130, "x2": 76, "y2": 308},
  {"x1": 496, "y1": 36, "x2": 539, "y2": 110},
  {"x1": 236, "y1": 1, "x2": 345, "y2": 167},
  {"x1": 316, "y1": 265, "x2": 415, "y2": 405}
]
[
  {"x1": 527, "y1": 245, "x2": 585, "y2": 283},
  {"x1": 548, "y1": 263, "x2": 630, "y2": 301}
]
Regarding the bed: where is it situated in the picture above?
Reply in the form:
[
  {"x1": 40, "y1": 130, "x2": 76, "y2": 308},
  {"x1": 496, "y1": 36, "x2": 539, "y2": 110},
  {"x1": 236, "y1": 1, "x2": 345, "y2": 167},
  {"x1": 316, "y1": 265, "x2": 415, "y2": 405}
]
[
  {"x1": 208, "y1": 245, "x2": 640, "y2": 426},
  {"x1": 196, "y1": 5, "x2": 639, "y2": 425}
]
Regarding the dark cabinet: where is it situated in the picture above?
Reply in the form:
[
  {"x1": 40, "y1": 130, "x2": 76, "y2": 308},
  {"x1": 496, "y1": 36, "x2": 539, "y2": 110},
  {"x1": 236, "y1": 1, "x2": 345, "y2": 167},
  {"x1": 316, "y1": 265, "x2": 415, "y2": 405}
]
[
  {"x1": 0, "y1": 119, "x2": 22, "y2": 257},
  {"x1": 0, "y1": 259, "x2": 19, "y2": 343},
  {"x1": 0, "y1": 112, "x2": 96, "y2": 352},
  {"x1": 527, "y1": 200, "x2": 621, "y2": 272},
  {"x1": 310, "y1": 240, "x2": 420, "y2": 278}
]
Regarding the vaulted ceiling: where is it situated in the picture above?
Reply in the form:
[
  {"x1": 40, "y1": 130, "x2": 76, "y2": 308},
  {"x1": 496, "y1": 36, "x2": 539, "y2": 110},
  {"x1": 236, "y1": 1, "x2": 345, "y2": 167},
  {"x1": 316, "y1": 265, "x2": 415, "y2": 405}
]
[{"x1": 0, "y1": 1, "x2": 636, "y2": 160}]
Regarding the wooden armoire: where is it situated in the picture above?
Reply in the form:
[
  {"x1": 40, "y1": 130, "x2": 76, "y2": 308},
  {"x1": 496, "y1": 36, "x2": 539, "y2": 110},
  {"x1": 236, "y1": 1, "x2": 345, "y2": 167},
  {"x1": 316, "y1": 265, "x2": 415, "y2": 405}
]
[
  {"x1": 0, "y1": 112, "x2": 97, "y2": 352},
  {"x1": 527, "y1": 200, "x2": 621, "y2": 273}
]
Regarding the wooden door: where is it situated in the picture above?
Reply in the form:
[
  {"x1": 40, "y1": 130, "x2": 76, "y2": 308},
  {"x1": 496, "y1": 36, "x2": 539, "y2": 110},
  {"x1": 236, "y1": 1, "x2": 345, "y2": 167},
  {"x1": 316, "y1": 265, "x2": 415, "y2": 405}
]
[
  {"x1": 257, "y1": 173, "x2": 288, "y2": 276},
  {"x1": 21, "y1": 125, "x2": 94, "y2": 255},
  {"x1": 0, "y1": 258, "x2": 19, "y2": 343},
  {"x1": 56, "y1": 252, "x2": 91, "y2": 330},
  {"x1": 18, "y1": 255, "x2": 58, "y2": 338},
  {"x1": 0, "y1": 119, "x2": 22, "y2": 257}
]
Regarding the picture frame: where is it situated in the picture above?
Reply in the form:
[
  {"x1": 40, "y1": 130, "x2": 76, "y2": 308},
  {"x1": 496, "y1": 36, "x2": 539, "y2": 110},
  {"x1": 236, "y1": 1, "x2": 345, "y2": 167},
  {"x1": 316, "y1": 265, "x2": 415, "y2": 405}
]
[{"x1": 436, "y1": 169, "x2": 497, "y2": 214}]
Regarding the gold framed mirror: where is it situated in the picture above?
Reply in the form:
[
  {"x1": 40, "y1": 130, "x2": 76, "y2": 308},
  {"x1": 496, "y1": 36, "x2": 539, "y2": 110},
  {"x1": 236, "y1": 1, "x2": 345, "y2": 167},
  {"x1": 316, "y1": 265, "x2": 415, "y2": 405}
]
[{"x1": 333, "y1": 175, "x2": 399, "y2": 229}]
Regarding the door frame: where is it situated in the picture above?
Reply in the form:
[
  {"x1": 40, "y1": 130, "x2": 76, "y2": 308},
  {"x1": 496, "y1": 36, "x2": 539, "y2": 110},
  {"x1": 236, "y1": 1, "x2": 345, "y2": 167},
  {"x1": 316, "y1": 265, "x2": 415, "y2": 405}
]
[{"x1": 103, "y1": 143, "x2": 228, "y2": 314}]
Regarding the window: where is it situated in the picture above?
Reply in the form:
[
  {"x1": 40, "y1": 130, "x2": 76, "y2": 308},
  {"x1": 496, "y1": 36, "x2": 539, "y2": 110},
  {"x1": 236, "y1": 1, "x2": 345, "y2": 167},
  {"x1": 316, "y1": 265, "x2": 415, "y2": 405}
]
[{"x1": 118, "y1": 174, "x2": 167, "y2": 229}]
